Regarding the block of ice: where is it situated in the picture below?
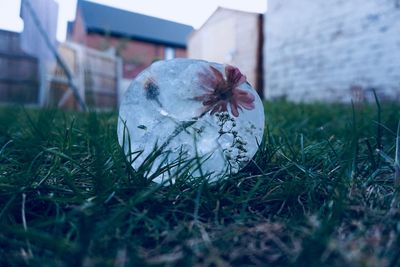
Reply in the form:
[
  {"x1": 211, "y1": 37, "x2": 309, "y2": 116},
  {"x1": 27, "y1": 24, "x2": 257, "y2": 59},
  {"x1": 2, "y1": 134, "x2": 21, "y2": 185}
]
[{"x1": 118, "y1": 59, "x2": 264, "y2": 184}]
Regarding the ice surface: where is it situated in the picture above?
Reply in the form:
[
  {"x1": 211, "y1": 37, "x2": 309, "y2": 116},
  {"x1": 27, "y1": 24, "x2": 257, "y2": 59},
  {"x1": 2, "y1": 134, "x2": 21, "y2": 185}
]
[{"x1": 118, "y1": 59, "x2": 265, "y2": 184}]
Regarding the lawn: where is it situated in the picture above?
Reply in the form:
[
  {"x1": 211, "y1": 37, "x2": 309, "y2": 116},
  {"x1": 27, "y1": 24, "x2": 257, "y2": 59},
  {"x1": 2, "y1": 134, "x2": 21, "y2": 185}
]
[{"x1": 0, "y1": 100, "x2": 399, "y2": 267}]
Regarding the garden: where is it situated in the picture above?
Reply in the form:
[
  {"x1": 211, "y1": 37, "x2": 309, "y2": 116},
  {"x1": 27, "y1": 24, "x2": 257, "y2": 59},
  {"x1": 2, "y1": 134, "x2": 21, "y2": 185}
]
[{"x1": 0, "y1": 100, "x2": 399, "y2": 267}]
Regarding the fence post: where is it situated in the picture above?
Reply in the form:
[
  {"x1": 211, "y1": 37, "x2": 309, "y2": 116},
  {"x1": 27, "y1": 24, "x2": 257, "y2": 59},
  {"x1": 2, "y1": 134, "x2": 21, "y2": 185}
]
[
  {"x1": 38, "y1": 61, "x2": 47, "y2": 106},
  {"x1": 116, "y1": 57, "x2": 123, "y2": 106},
  {"x1": 75, "y1": 43, "x2": 86, "y2": 105}
]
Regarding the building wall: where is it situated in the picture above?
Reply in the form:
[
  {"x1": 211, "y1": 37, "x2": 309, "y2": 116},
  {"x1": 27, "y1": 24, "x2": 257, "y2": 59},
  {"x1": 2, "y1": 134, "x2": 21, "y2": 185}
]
[
  {"x1": 265, "y1": 0, "x2": 400, "y2": 102},
  {"x1": 69, "y1": 8, "x2": 86, "y2": 44},
  {"x1": 188, "y1": 8, "x2": 262, "y2": 92}
]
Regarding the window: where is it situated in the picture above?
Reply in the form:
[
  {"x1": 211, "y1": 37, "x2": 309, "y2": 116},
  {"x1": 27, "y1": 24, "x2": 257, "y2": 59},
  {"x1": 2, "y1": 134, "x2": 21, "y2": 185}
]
[{"x1": 164, "y1": 47, "x2": 175, "y2": 60}]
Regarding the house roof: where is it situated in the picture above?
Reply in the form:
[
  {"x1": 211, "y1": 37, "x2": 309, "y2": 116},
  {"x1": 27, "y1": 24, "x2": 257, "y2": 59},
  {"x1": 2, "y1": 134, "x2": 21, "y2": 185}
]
[{"x1": 73, "y1": 0, "x2": 193, "y2": 47}]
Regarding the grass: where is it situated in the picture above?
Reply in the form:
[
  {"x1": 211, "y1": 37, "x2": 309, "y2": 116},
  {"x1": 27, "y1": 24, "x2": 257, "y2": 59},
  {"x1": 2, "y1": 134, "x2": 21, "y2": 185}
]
[{"x1": 0, "y1": 100, "x2": 400, "y2": 267}]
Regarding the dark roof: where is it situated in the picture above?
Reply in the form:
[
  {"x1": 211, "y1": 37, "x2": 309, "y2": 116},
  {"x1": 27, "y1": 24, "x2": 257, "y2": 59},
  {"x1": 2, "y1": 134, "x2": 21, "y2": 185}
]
[{"x1": 74, "y1": 0, "x2": 193, "y2": 47}]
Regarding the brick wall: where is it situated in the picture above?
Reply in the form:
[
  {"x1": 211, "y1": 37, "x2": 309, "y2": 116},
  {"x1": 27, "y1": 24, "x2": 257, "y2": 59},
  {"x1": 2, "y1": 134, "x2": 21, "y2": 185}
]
[
  {"x1": 175, "y1": 48, "x2": 187, "y2": 58},
  {"x1": 83, "y1": 33, "x2": 187, "y2": 79},
  {"x1": 86, "y1": 33, "x2": 159, "y2": 78},
  {"x1": 265, "y1": 0, "x2": 400, "y2": 102}
]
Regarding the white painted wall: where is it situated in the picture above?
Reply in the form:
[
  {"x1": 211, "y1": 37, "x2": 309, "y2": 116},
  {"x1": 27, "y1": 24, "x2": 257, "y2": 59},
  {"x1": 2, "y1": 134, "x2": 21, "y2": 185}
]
[
  {"x1": 264, "y1": 0, "x2": 400, "y2": 102},
  {"x1": 189, "y1": 8, "x2": 261, "y2": 90}
]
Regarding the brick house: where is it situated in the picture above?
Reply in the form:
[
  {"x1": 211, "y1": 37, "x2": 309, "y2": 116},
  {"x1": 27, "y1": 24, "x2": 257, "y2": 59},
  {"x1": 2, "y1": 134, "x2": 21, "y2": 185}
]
[
  {"x1": 264, "y1": 0, "x2": 400, "y2": 102},
  {"x1": 67, "y1": 0, "x2": 193, "y2": 87},
  {"x1": 188, "y1": 8, "x2": 264, "y2": 95}
]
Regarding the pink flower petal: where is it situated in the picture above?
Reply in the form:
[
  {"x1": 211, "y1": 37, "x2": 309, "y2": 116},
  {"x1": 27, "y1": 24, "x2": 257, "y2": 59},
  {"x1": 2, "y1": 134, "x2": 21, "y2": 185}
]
[
  {"x1": 210, "y1": 66, "x2": 224, "y2": 82},
  {"x1": 198, "y1": 73, "x2": 217, "y2": 88},
  {"x1": 229, "y1": 101, "x2": 240, "y2": 117},
  {"x1": 225, "y1": 65, "x2": 247, "y2": 86},
  {"x1": 210, "y1": 101, "x2": 227, "y2": 115},
  {"x1": 240, "y1": 101, "x2": 255, "y2": 110},
  {"x1": 193, "y1": 95, "x2": 206, "y2": 101}
]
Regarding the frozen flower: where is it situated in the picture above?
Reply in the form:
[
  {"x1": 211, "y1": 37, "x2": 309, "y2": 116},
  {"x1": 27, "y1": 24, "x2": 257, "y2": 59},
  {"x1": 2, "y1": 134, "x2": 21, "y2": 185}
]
[
  {"x1": 195, "y1": 65, "x2": 255, "y2": 117},
  {"x1": 144, "y1": 77, "x2": 162, "y2": 107}
]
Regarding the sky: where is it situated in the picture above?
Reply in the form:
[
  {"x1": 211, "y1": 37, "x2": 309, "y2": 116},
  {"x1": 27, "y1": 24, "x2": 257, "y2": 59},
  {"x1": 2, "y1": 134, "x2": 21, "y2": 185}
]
[{"x1": 0, "y1": 0, "x2": 267, "y2": 41}]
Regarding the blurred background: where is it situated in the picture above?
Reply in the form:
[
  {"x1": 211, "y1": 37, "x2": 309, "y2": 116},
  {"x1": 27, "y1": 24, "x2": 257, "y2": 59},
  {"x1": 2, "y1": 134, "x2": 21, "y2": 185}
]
[{"x1": 0, "y1": 0, "x2": 399, "y2": 110}]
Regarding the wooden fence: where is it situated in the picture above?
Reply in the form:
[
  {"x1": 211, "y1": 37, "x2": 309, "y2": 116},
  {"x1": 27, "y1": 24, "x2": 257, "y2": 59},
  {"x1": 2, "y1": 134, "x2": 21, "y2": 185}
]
[
  {"x1": 0, "y1": 30, "x2": 122, "y2": 109},
  {"x1": 0, "y1": 30, "x2": 40, "y2": 105},
  {"x1": 50, "y1": 42, "x2": 122, "y2": 109}
]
